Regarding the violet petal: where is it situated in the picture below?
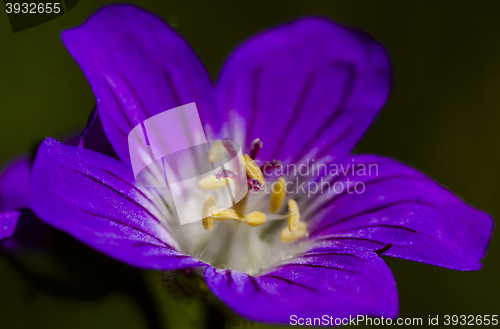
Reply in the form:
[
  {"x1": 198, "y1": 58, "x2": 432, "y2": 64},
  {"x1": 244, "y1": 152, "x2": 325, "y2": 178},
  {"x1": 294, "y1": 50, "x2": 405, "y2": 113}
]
[
  {"x1": 0, "y1": 210, "x2": 20, "y2": 241},
  {"x1": 205, "y1": 242, "x2": 398, "y2": 323},
  {"x1": 30, "y1": 138, "x2": 203, "y2": 270},
  {"x1": 308, "y1": 154, "x2": 493, "y2": 271},
  {"x1": 0, "y1": 157, "x2": 30, "y2": 211},
  {"x1": 216, "y1": 17, "x2": 391, "y2": 162},
  {"x1": 79, "y1": 107, "x2": 119, "y2": 159},
  {"x1": 62, "y1": 4, "x2": 218, "y2": 165}
]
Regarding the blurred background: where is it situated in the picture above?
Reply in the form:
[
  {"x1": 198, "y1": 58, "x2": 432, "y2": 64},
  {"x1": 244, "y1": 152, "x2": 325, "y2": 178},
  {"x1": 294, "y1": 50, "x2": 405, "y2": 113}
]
[{"x1": 0, "y1": 0, "x2": 498, "y2": 328}]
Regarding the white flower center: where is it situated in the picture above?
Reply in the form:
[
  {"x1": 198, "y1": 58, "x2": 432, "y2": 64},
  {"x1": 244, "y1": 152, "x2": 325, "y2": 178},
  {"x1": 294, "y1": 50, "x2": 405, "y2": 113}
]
[{"x1": 137, "y1": 116, "x2": 313, "y2": 275}]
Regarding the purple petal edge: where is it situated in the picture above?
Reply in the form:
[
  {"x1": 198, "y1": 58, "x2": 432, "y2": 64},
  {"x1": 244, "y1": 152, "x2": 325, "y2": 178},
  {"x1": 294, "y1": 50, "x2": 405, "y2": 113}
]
[
  {"x1": 61, "y1": 4, "x2": 218, "y2": 165},
  {"x1": 306, "y1": 154, "x2": 493, "y2": 271},
  {"x1": 0, "y1": 157, "x2": 30, "y2": 211},
  {"x1": 0, "y1": 210, "x2": 20, "y2": 241},
  {"x1": 30, "y1": 138, "x2": 203, "y2": 270},
  {"x1": 216, "y1": 16, "x2": 391, "y2": 163},
  {"x1": 205, "y1": 243, "x2": 398, "y2": 323}
]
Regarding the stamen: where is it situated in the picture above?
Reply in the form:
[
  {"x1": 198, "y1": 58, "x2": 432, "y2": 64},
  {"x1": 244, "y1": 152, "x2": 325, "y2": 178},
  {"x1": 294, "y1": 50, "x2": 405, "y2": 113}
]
[
  {"x1": 199, "y1": 174, "x2": 232, "y2": 189},
  {"x1": 202, "y1": 194, "x2": 216, "y2": 218},
  {"x1": 212, "y1": 208, "x2": 245, "y2": 222},
  {"x1": 244, "y1": 211, "x2": 267, "y2": 227},
  {"x1": 202, "y1": 195, "x2": 216, "y2": 230},
  {"x1": 249, "y1": 138, "x2": 263, "y2": 160},
  {"x1": 203, "y1": 216, "x2": 214, "y2": 231},
  {"x1": 208, "y1": 140, "x2": 225, "y2": 162},
  {"x1": 270, "y1": 177, "x2": 286, "y2": 213},
  {"x1": 266, "y1": 214, "x2": 289, "y2": 221},
  {"x1": 280, "y1": 222, "x2": 308, "y2": 243},
  {"x1": 243, "y1": 154, "x2": 265, "y2": 189},
  {"x1": 287, "y1": 199, "x2": 300, "y2": 231}
]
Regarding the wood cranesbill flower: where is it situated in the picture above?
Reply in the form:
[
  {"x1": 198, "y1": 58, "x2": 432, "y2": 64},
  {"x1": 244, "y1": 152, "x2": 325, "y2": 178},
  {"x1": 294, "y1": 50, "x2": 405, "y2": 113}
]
[
  {"x1": 0, "y1": 158, "x2": 30, "y2": 241},
  {"x1": 29, "y1": 5, "x2": 493, "y2": 323}
]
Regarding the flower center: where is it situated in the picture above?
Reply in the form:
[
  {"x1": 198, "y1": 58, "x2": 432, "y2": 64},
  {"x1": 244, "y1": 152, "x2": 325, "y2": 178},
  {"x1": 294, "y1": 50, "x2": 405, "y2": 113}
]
[
  {"x1": 199, "y1": 138, "x2": 309, "y2": 245},
  {"x1": 156, "y1": 137, "x2": 312, "y2": 275}
]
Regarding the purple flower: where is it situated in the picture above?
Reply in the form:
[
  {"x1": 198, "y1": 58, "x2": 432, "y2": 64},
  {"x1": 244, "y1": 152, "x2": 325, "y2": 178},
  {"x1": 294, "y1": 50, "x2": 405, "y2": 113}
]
[
  {"x1": 0, "y1": 157, "x2": 30, "y2": 241},
  {"x1": 28, "y1": 5, "x2": 493, "y2": 323},
  {"x1": 0, "y1": 134, "x2": 80, "y2": 249}
]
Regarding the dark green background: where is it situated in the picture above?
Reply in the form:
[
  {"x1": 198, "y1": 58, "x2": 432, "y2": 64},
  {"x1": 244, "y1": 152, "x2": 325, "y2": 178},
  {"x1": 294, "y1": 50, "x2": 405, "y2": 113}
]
[{"x1": 0, "y1": 1, "x2": 498, "y2": 328}]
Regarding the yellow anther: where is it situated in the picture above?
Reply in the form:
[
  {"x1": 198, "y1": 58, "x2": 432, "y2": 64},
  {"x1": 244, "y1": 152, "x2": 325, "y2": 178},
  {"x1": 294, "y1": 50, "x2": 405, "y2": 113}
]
[
  {"x1": 203, "y1": 217, "x2": 214, "y2": 231},
  {"x1": 202, "y1": 194, "x2": 216, "y2": 218},
  {"x1": 202, "y1": 195, "x2": 216, "y2": 230},
  {"x1": 287, "y1": 199, "x2": 300, "y2": 231},
  {"x1": 244, "y1": 211, "x2": 267, "y2": 227},
  {"x1": 199, "y1": 173, "x2": 232, "y2": 189},
  {"x1": 280, "y1": 222, "x2": 308, "y2": 243},
  {"x1": 201, "y1": 195, "x2": 244, "y2": 229},
  {"x1": 208, "y1": 140, "x2": 225, "y2": 162},
  {"x1": 211, "y1": 208, "x2": 245, "y2": 222},
  {"x1": 243, "y1": 154, "x2": 265, "y2": 188},
  {"x1": 270, "y1": 177, "x2": 286, "y2": 213}
]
